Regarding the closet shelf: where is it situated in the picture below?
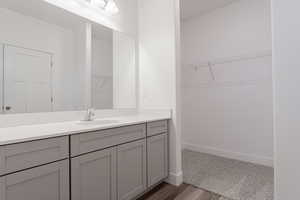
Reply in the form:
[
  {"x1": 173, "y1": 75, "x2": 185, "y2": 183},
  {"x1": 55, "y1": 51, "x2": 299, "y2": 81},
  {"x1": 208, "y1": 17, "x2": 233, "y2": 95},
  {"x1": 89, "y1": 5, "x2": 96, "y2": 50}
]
[
  {"x1": 182, "y1": 79, "x2": 271, "y2": 89},
  {"x1": 184, "y1": 50, "x2": 272, "y2": 69}
]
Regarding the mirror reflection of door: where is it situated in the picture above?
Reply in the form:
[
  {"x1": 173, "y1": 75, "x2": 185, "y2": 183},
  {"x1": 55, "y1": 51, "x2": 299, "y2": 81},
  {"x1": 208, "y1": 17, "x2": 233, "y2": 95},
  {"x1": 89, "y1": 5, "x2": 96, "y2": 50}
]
[{"x1": 4, "y1": 45, "x2": 53, "y2": 114}]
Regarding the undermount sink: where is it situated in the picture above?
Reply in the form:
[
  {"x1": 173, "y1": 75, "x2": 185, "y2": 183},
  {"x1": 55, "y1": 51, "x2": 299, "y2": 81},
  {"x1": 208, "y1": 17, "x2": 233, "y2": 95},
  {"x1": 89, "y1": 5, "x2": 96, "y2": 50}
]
[{"x1": 76, "y1": 119, "x2": 120, "y2": 125}]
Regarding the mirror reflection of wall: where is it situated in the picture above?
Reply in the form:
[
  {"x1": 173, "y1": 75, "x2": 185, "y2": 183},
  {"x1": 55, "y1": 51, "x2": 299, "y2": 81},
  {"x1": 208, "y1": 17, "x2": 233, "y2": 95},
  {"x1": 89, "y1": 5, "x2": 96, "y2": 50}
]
[
  {"x1": 91, "y1": 25, "x2": 137, "y2": 110},
  {"x1": 0, "y1": 0, "x2": 137, "y2": 114},
  {"x1": 92, "y1": 26, "x2": 113, "y2": 109},
  {"x1": 112, "y1": 31, "x2": 137, "y2": 109}
]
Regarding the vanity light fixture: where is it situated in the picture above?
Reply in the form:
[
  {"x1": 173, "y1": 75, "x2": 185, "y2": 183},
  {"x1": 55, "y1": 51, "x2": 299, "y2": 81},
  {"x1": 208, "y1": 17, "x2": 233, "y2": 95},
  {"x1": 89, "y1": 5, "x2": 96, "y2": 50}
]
[
  {"x1": 89, "y1": 0, "x2": 119, "y2": 15},
  {"x1": 103, "y1": 0, "x2": 119, "y2": 15}
]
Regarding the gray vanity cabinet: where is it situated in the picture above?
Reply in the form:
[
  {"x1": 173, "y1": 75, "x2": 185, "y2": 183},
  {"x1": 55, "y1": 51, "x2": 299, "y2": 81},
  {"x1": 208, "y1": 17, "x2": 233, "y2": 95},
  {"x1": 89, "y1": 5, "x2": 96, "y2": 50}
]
[
  {"x1": 0, "y1": 160, "x2": 69, "y2": 200},
  {"x1": 117, "y1": 140, "x2": 147, "y2": 200},
  {"x1": 71, "y1": 147, "x2": 117, "y2": 200},
  {"x1": 147, "y1": 133, "x2": 168, "y2": 188},
  {"x1": 0, "y1": 120, "x2": 169, "y2": 200}
]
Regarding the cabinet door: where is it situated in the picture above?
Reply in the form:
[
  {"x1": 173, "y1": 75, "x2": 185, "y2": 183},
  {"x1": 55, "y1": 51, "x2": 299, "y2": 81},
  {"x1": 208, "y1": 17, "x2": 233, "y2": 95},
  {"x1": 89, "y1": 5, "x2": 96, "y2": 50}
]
[
  {"x1": 0, "y1": 160, "x2": 69, "y2": 200},
  {"x1": 72, "y1": 147, "x2": 117, "y2": 200},
  {"x1": 147, "y1": 133, "x2": 168, "y2": 187},
  {"x1": 117, "y1": 140, "x2": 146, "y2": 200}
]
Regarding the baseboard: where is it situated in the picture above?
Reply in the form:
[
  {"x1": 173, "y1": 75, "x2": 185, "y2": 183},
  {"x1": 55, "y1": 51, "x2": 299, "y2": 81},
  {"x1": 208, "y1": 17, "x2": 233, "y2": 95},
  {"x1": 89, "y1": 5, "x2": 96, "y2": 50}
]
[
  {"x1": 165, "y1": 171, "x2": 183, "y2": 186},
  {"x1": 183, "y1": 142, "x2": 274, "y2": 167}
]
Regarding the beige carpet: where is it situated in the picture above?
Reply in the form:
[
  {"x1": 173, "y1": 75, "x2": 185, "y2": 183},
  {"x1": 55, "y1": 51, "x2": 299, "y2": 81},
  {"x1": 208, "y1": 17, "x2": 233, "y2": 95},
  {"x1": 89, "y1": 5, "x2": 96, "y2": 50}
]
[{"x1": 182, "y1": 150, "x2": 274, "y2": 200}]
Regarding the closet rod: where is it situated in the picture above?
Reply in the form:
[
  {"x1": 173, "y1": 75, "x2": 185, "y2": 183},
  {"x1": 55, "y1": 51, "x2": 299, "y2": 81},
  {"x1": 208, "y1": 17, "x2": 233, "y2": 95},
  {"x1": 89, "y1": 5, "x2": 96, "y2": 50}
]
[
  {"x1": 212, "y1": 50, "x2": 272, "y2": 65},
  {"x1": 186, "y1": 50, "x2": 272, "y2": 68}
]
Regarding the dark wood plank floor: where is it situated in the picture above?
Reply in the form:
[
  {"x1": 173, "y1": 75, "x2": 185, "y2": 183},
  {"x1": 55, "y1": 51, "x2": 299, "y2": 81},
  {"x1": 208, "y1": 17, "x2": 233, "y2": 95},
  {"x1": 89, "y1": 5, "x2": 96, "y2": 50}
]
[{"x1": 138, "y1": 183, "x2": 216, "y2": 200}]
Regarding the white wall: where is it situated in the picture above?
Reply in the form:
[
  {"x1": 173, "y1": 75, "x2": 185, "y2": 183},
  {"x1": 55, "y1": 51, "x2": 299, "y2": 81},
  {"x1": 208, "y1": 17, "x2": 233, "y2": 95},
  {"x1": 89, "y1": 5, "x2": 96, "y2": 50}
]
[
  {"x1": 272, "y1": 0, "x2": 300, "y2": 199},
  {"x1": 113, "y1": 32, "x2": 136, "y2": 109},
  {"x1": 0, "y1": 8, "x2": 84, "y2": 111},
  {"x1": 181, "y1": 0, "x2": 273, "y2": 166},
  {"x1": 138, "y1": 0, "x2": 182, "y2": 185},
  {"x1": 92, "y1": 36, "x2": 113, "y2": 109}
]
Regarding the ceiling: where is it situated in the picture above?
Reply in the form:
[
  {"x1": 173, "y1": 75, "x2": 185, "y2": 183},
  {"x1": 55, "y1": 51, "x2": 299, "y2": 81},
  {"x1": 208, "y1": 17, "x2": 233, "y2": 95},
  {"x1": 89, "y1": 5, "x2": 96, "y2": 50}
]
[{"x1": 180, "y1": 0, "x2": 239, "y2": 20}]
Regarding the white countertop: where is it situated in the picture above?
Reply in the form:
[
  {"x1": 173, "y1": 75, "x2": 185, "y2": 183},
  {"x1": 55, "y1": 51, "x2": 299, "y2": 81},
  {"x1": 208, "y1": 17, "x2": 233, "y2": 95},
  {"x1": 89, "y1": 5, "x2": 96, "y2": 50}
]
[{"x1": 0, "y1": 112, "x2": 171, "y2": 146}]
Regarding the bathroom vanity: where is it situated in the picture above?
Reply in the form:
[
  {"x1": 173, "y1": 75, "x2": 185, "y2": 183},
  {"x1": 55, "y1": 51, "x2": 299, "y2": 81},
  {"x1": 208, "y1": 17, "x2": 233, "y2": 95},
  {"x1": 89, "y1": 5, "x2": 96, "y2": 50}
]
[
  {"x1": 0, "y1": 119, "x2": 169, "y2": 200},
  {"x1": 0, "y1": 1, "x2": 172, "y2": 199}
]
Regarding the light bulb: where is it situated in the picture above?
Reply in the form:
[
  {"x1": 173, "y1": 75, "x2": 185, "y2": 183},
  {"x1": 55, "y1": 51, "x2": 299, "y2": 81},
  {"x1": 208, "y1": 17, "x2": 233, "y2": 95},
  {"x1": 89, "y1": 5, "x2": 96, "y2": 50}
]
[{"x1": 104, "y1": 0, "x2": 119, "y2": 15}]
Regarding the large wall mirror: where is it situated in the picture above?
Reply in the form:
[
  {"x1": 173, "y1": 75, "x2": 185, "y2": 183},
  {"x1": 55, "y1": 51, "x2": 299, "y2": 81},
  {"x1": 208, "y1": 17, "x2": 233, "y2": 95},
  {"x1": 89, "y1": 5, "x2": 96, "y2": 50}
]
[{"x1": 0, "y1": 0, "x2": 136, "y2": 114}]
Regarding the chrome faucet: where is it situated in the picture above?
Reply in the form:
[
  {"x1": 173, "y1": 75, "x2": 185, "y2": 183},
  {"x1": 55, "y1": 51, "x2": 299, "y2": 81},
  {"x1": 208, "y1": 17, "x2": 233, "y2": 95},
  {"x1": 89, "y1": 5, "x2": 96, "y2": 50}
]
[{"x1": 83, "y1": 108, "x2": 95, "y2": 121}]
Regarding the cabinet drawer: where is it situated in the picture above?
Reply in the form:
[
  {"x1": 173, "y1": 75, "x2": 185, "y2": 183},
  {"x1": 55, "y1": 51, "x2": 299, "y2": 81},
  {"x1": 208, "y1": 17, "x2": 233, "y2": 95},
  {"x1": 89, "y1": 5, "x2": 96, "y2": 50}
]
[
  {"x1": 0, "y1": 137, "x2": 69, "y2": 176},
  {"x1": 71, "y1": 124, "x2": 146, "y2": 157},
  {"x1": 147, "y1": 120, "x2": 168, "y2": 137}
]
